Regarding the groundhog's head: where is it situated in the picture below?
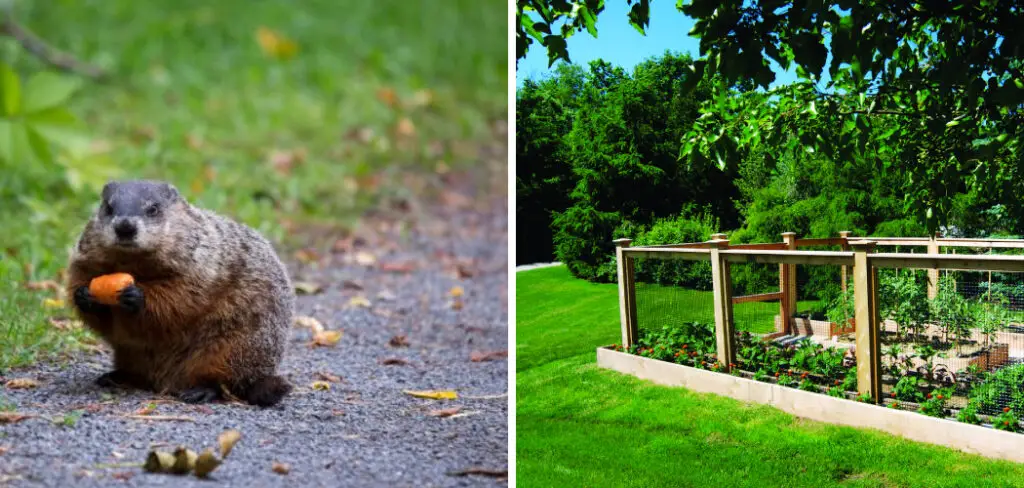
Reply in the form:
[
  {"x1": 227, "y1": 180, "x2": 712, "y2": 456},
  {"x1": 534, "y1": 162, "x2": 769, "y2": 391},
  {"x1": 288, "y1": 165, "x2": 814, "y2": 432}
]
[{"x1": 86, "y1": 180, "x2": 186, "y2": 252}]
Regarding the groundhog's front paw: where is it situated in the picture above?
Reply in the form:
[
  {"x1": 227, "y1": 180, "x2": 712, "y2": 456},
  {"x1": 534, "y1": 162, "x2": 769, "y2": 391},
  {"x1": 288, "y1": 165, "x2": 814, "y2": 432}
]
[
  {"x1": 117, "y1": 284, "x2": 145, "y2": 314},
  {"x1": 179, "y1": 385, "x2": 221, "y2": 404},
  {"x1": 73, "y1": 286, "x2": 107, "y2": 314}
]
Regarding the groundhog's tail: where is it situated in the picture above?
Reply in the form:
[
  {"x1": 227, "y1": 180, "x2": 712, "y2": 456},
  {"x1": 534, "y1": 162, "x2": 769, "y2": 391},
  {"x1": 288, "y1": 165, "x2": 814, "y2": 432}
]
[{"x1": 240, "y1": 375, "x2": 292, "y2": 407}]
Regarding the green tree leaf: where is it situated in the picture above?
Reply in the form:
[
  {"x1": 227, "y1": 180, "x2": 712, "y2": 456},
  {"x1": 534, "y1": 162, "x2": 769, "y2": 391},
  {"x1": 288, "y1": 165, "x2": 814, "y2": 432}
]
[
  {"x1": 0, "y1": 63, "x2": 22, "y2": 116},
  {"x1": 23, "y1": 72, "x2": 82, "y2": 114}
]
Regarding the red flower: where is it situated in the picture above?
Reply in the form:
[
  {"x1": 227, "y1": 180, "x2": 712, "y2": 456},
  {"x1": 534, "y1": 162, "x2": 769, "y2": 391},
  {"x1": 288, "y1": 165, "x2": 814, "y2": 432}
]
[
  {"x1": 936, "y1": 394, "x2": 943, "y2": 400},
  {"x1": 774, "y1": 372, "x2": 780, "y2": 377},
  {"x1": 1005, "y1": 421, "x2": 1011, "y2": 426},
  {"x1": 682, "y1": 344, "x2": 688, "y2": 349},
  {"x1": 1005, "y1": 407, "x2": 1011, "y2": 413},
  {"x1": 834, "y1": 380, "x2": 841, "y2": 386},
  {"x1": 891, "y1": 392, "x2": 896, "y2": 398},
  {"x1": 729, "y1": 363, "x2": 736, "y2": 368},
  {"x1": 927, "y1": 393, "x2": 932, "y2": 399}
]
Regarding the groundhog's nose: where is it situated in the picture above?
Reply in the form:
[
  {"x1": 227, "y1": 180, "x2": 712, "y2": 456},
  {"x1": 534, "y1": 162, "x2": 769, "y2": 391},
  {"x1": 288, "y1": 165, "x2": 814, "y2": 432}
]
[{"x1": 114, "y1": 220, "x2": 137, "y2": 240}]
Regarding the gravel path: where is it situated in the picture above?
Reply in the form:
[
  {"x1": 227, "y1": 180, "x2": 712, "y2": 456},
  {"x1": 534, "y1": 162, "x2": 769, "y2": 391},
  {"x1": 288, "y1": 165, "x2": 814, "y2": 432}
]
[{"x1": 0, "y1": 168, "x2": 508, "y2": 487}]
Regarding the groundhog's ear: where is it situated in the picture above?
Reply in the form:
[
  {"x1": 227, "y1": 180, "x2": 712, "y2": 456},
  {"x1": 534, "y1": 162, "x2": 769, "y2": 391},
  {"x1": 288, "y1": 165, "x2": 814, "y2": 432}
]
[
  {"x1": 101, "y1": 181, "x2": 118, "y2": 200},
  {"x1": 163, "y1": 183, "x2": 181, "y2": 201}
]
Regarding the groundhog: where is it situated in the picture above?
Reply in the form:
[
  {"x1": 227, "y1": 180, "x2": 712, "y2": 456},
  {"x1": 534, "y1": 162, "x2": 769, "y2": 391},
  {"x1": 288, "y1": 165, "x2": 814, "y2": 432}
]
[{"x1": 66, "y1": 180, "x2": 295, "y2": 407}]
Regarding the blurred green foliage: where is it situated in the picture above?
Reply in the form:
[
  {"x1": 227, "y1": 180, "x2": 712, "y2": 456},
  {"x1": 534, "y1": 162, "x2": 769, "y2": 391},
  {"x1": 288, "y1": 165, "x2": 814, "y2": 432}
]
[{"x1": 0, "y1": 0, "x2": 506, "y2": 370}]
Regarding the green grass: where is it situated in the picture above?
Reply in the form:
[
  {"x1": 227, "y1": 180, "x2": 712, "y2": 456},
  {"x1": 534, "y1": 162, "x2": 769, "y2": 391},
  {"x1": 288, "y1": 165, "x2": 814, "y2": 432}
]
[
  {"x1": 516, "y1": 266, "x2": 1024, "y2": 487},
  {"x1": 0, "y1": 0, "x2": 505, "y2": 371}
]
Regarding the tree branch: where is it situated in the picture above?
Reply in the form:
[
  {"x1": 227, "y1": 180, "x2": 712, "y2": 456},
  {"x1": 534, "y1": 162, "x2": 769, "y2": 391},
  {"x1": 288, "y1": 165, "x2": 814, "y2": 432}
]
[{"x1": 0, "y1": 10, "x2": 107, "y2": 81}]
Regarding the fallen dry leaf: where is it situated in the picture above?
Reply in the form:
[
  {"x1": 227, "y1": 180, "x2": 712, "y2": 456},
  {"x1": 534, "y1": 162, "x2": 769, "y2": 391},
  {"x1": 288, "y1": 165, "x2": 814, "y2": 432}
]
[
  {"x1": 190, "y1": 404, "x2": 215, "y2": 415},
  {"x1": 311, "y1": 381, "x2": 331, "y2": 391},
  {"x1": 449, "y1": 286, "x2": 464, "y2": 298},
  {"x1": 410, "y1": 89, "x2": 433, "y2": 108},
  {"x1": 448, "y1": 467, "x2": 508, "y2": 478},
  {"x1": 144, "y1": 451, "x2": 176, "y2": 474},
  {"x1": 428, "y1": 407, "x2": 462, "y2": 418},
  {"x1": 5, "y1": 378, "x2": 38, "y2": 389},
  {"x1": 218, "y1": 429, "x2": 242, "y2": 458},
  {"x1": 255, "y1": 27, "x2": 298, "y2": 60},
  {"x1": 470, "y1": 350, "x2": 508, "y2": 363},
  {"x1": 123, "y1": 415, "x2": 195, "y2": 422},
  {"x1": 347, "y1": 296, "x2": 371, "y2": 308},
  {"x1": 271, "y1": 462, "x2": 290, "y2": 475},
  {"x1": 42, "y1": 298, "x2": 65, "y2": 309},
  {"x1": 171, "y1": 447, "x2": 198, "y2": 475},
  {"x1": 455, "y1": 263, "x2": 475, "y2": 279},
  {"x1": 341, "y1": 280, "x2": 364, "y2": 290},
  {"x1": 111, "y1": 471, "x2": 134, "y2": 481},
  {"x1": 269, "y1": 148, "x2": 306, "y2": 176},
  {"x1": 376, "y1": 87, "x2": 398, "y2": 108},
  {"x1": 395, "y1": 118, "x2": 416, "y2": 138},
  {"x1": 0, "y1": 412, "x2": 33, "y2": 424},
  {"x1": 403, "y1": 390, "x2": 457, "y2": 400},
  {"x1": 294, "y1": 248, "x2": 321, "y2": 265},
  {"x1": 311, "y1": 330, "x2": 342, "y2": 347},
  {"x1": 194, "y1": 448, "x2": 222, "y2": 478},
  {"x1": 354, "y1": 252, "x2": 377, "y2": 266},
  {"x1": 293, "y1": 316, "x2": 325, "y2": 333},
  {"x1": 380, "y1": 358, "x2": 409, "y2": 366},
  {"x1": 48, "y1": 317, "x2": 82, "y2": 331},
  {"x1": 293, "y1": 281, "x2": 323, "y2": 295},
  {"x1": 25, "y1": 280, "x2": 61, "y2": 292},
  {"x1": 450, "y1": 298, "x2": 464, "y2": 311},
  {"x1": 380, "y1": 261, "x2": 417, "y2": 273},
  {"x1": 331, "y1": 409, "x2": 346, "y2": 416},
  {"x1": 389, "y1": 335, "x2": 410, "y2": 348},
  {"x1": 315, "y1": 372, "x2": 341, "y2": 383},
  {"x1": 0, "y1": 446, "x2": 9, "y2": 455}
]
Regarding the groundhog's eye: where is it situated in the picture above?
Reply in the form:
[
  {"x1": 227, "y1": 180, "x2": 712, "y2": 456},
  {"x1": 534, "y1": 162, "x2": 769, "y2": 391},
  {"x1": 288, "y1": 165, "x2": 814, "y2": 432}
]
[{"x1": 145, "y1": 205, "x2": 160, "y2": 217}]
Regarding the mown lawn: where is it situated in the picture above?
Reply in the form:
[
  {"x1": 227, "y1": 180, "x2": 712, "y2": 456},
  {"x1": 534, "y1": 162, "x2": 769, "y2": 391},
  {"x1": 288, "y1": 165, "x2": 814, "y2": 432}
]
[
  {"x1": 516, "y1": 266, "x2": 1024, "y2": 487},
  {"x1": 0, "y1": 0, "x2": 506, "y2": 371}
]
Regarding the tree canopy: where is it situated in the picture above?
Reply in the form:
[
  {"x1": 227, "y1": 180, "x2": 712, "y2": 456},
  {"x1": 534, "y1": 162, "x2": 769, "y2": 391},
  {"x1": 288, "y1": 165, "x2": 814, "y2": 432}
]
[{"x1": 516, "y1": 1, "x2": 1024, "y2": 231}]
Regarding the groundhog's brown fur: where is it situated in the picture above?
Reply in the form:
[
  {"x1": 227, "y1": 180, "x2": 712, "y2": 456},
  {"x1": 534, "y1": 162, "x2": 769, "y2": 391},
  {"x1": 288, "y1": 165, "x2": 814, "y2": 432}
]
[{"x1": 66, "y1": 180, "x2": 295, "y2": 407}]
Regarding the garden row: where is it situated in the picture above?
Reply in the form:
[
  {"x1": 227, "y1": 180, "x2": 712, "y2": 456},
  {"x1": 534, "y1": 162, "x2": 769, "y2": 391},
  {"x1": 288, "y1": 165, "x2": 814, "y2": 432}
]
[{"x1": 611, "y1": 322, "x2": 1024, "y2": 433}]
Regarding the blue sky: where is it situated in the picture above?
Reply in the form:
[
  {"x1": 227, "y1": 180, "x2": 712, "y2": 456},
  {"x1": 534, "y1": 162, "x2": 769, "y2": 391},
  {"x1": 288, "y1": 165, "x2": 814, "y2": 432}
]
[{"x1": 516, "y1": 1, "x2": 801, "y2": 88}]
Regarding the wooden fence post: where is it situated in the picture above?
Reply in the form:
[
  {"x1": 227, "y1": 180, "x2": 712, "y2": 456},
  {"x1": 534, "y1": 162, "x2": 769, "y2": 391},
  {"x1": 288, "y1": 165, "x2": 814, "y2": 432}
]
[
  {"x1": 927, "y1": 232, "x2": 940, "y2": 299},
  {"x1": 850, "y1": 240, "x2": 882, "y2": 403},
  {"x1": 709, "y1": 239, "x2": 736, "y2": 370},
  {"x1": 614, "y1": 238, "x2": 639, "y2": 348},
  {"x1": 780, "y1": 232, "x2": 797, "y2": 334},
  {"x1": 839, "y1": 231, "x2": 851, "y2": 293}
]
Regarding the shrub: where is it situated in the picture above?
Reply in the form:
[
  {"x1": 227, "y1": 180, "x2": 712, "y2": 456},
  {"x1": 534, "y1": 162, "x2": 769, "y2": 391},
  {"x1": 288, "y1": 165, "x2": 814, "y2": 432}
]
[
  {"x1": 631, "y1": 209, "x2": 719, "y2": 289},
  {"x1": 552, "y1": 204, "x2": 624, "y2": 282}
]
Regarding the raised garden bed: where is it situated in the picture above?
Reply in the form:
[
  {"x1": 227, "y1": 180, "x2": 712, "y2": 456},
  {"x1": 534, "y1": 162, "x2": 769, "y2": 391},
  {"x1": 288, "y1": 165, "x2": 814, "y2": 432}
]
[
  {"x1": 614, "y1": 323, "x2": 1024, "y2": 437},
  {"x1": 597, "y1": 346, "x2": 1024, "y2": 463}
]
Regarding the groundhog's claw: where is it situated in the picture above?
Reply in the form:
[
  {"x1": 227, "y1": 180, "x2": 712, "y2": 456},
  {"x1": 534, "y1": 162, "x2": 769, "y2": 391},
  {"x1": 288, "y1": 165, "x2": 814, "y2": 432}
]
[
  {"x1": 118, "y1": 284, "x2": 145, "y2": 314},
  {"x1": 74, "y1": 286, "x2": 107, "y2": 314},
  {"x1": 179, "y1": 386, "x2": 220, "y2": 404}
]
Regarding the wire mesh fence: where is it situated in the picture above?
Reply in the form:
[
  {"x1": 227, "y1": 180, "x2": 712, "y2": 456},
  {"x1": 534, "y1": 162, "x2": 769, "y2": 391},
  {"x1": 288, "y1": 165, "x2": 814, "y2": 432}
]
[
  {"x1": 628, "y1": 255, "x2": 716, "y2": 366},
  {"x1": 731, "y1": 259, "x2": 858, "y2": 398}
]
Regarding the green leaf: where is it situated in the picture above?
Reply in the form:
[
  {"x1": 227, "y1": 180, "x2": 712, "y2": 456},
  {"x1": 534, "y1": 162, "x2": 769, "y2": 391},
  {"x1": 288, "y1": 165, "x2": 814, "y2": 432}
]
[
  {"x1": 25, "y1": 107, "x2": 90, "y2": 151},
  {"x1": 23, "y1": 72, "x2": 82, "y2": 114},
  {"x1": 0, "y1": 63, "x2": 22, "y2": 116},
  {"x1": 544, "y1": 35, "x2": 569, "y2": 68}
]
